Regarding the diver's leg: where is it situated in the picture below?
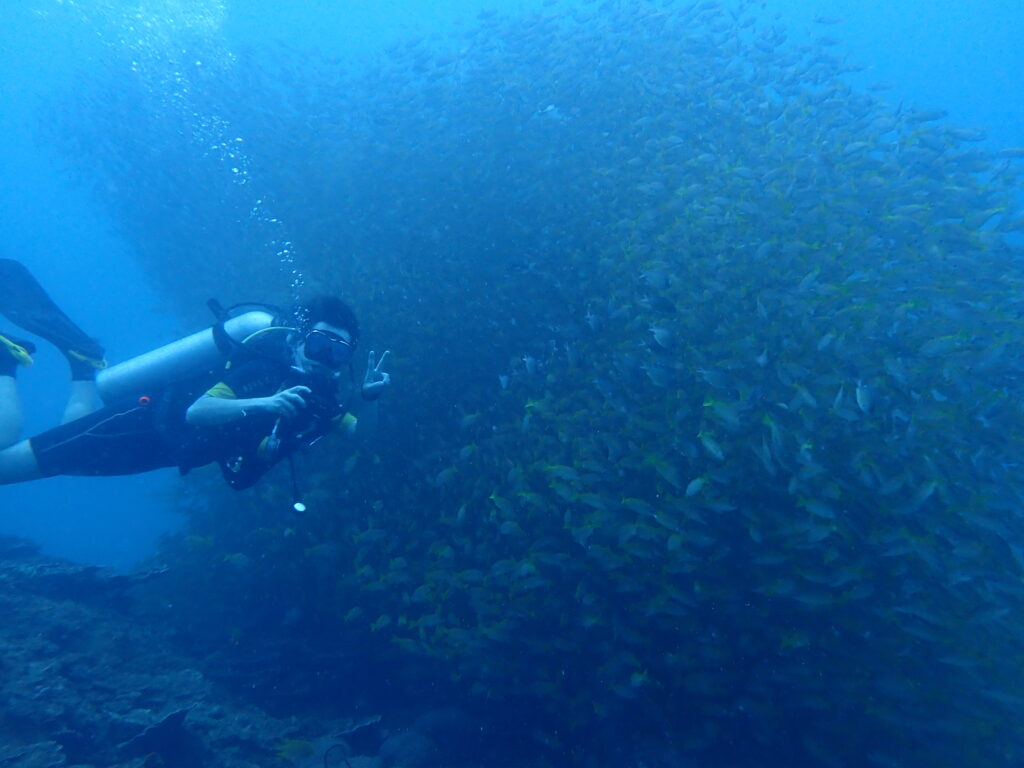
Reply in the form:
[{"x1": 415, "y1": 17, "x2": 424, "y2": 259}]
[
  {"x1": 0, "y1": 334, "x2": 35, "y2": 448},
  {"x1": 62, "y1": 380, "x2": 102, "y2": 424},
  {"x1": 0, "y1": 440, "x2": 42, "y2": 485},
  {"x1": 29, "y1": 402, "x2": 169, "y2": 479},
  {"x1": 0, "y1": 375, "x2": 22, "y2": 449}
]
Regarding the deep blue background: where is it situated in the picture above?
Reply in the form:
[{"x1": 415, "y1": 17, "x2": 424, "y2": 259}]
[{"x1": 0, "y1": 0, "x2": 1020, "y2": 570}]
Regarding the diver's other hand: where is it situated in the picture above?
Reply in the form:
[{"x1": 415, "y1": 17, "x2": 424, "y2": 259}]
[
  {"x1": 262, "y1": 386, "x2": 311, "y2": 417},
  {"x1": 362, "y1": 350, "x2": 392, "y2": 399}
]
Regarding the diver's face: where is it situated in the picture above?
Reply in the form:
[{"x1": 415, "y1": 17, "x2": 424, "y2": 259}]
[{"x1": 295, "y1": 321, "x2": 353, "y2": 377}]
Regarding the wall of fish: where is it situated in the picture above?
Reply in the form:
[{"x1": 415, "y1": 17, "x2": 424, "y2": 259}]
[{"x1": 45, "y1": 0, "x2": 1024, "y2": 764}]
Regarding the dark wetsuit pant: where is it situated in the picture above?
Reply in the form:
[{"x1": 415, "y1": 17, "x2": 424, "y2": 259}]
[{"x1": 30, "y1": 400, "x2": 178, "y2": 477}]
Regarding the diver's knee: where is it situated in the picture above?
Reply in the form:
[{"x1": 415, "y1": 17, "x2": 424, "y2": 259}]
[{"x1": 0, "y1": 441, "x2": 43, "y2": 485}]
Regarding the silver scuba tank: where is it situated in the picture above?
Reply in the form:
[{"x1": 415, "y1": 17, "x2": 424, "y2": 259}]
[{"x1": 96, "y1": 310, "x2": 277, "y2": 404}]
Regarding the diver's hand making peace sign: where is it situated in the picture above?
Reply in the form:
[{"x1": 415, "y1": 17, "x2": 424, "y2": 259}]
[{"x1": 361, "y1": 350, "x2": 392, "y2": 399}]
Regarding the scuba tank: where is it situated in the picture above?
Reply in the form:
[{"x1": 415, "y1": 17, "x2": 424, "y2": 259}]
[
  {"x1": 96, "y1": 300, "x2": 327, "y2": 513},
  {"x1": 96, "y1": 304, "x2": 284, "y2": 404}
]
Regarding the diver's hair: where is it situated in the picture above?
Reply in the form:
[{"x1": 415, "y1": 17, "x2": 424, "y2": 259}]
[{"x1": 297, "y1": 295, "x2": 360, "y2": 341}]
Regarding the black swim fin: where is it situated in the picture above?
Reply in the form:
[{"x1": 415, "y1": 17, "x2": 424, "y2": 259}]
[{"x1": 0, "y1": 259, "x2": 106, "y2": 368}]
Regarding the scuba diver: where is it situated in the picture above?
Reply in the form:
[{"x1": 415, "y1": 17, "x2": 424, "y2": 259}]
[{"x1": 0, "y1": 258, "x2": 391, "y2": 497}]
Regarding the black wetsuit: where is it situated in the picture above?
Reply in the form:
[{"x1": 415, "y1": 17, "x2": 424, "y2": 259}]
[{"x1": 30, "y1": 343, "x2": 347, "y2": 490}]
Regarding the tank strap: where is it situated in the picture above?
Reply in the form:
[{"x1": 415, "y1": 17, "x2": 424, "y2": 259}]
[
  {"x1": 207, "y1": 298, "x2": 285, "y2": 359},
  {"x1": 207, "y1": 299, "x2": 238, "y2": 357},
  {"x1": 211, "y1": 320, "x2": 237, "y2": 356}
]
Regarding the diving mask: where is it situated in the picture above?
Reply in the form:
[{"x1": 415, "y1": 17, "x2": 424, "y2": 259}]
[{"x1": 304, "y1": 328, "x2": 354, "y2": 368}]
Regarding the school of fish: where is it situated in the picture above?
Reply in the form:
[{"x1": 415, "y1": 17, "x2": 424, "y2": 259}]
[{"x1": 42, "y1": 0, "x2": 1024, "y2": 765}]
